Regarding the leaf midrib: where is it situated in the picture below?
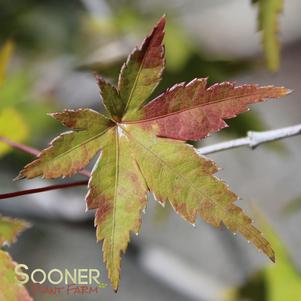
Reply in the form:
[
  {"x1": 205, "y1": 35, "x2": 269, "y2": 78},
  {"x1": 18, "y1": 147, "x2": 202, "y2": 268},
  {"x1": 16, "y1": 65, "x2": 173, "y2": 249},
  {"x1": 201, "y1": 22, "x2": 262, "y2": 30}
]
[
  {"x1": 109, "y1": 127, "x2": 119, "y2": 274},
  {"x1": 122, "y1": 54, "x2": 146, "y2": 116}
]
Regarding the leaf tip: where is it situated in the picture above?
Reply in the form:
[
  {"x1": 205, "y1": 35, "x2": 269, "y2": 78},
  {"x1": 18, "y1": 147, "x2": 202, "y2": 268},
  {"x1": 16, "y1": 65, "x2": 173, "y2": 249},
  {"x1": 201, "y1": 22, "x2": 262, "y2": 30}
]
[
  {"x1": 95, "y1": 74, "x2": 105, "y2": 86},
  {"x1": 284, "y1": 88, "x2": 293, "y2": 96},
  {"x1": 47, "y1": 112, "x2": 61, "y2": 121},
  {"x1": 158, "y1": 14, "x2": 167, "y2": 25},
  {"x1": 152, "y1": 14, "x2": 166, "y2": 35},
  {"x1": 110, "y1": 274, "x2": 120, "y2": 292},
  {"x1": 13, "y1": 173, "x2": 24, "y2": 181},
  {"x1": 274, "y1": 86, "x2": 292, "y2": 97}
]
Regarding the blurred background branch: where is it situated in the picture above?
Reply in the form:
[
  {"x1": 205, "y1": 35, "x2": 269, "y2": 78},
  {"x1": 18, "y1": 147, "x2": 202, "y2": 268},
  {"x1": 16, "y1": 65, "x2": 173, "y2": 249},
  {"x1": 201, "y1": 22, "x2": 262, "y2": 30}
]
[{"x1": 198, "y1": 123, "x2": 301, "y2": 155}]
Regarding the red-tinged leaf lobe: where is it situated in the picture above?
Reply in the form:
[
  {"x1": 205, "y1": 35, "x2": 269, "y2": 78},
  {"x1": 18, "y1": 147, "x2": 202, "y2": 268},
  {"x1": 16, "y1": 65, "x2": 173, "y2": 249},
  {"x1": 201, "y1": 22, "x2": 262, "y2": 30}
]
[
  {"x1": 138, "y1": 79, "x2": 290, "y2": 140},
  {"x1": 119, "y1": 16, "x2": 166, "y2": 120},
  {"x1": 86, "y1": 127, "x2": 148, "y2": 290},
  {"x1": 50, "y1": 109, "x2": 113, "y2": 130},
  {"x1": 17, "y1": 110, "x2": 113, "y2": 179}
]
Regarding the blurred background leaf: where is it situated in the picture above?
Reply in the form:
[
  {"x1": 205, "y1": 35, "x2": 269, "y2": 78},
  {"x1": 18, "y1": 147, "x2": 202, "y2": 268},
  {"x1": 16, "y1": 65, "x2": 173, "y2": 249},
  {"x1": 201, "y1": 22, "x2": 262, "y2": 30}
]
[
  {"x1": 0, "y1": 40, "x2": 56, "y2": 159},
  {"x1": 0, "y1": 40, "x2": 14, "y2": 85},
  {"x1": 0, "y1": 108, "x2": 28, "y2": 157},
  {"x1": 282, "y1": 195, "x2": 301, "y2": 216},
  {"x1": 0, "y1": 215, "x2": 32, "y2": 301},
  {"x1": 0, "y1": 41, "x2": 29, "y2": 157},
  {"x1": 0, "y1": 215, "x2": 30, "y2": 246},
  {"x1": 234, "y1": 214, "x2": 301, "y2": 301},
  {"x1": 253, "y1": 0, "x2": 283, "y2": 71}
]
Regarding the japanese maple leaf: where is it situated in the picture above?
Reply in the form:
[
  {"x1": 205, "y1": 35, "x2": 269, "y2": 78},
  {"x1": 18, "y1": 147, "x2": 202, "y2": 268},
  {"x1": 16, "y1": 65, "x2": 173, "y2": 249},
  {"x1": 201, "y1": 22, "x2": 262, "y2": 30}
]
[{"x1": 17, "y1": 16, "x2": 290, "y2": 290}]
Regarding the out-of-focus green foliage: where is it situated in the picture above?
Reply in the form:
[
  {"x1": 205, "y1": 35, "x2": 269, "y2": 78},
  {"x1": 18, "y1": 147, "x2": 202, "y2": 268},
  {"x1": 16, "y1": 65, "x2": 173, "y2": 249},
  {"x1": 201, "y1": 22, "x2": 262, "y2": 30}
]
[
  {"x1": 0, "y1": 108, "x2": 28, "y2": 156},
  {"x1": 253, "y1": 0, "x2": 283, "y2": 71},
  {"x1": 264, "y1": 228, "x2": 301, "y2": 300},
  {"x1": 282, "y1": 195, "x2": 301, "y2": 215},
  {"x1": 0, "y1": 70, "x2": 34, "y2": 110},
  {"x1": 0, "y1": 69, "x2": 55, "y2": 134},
  {"x1": 0, "y1": 215, "x2": 32, "y2": 301},
  {"x1": 0, "y1": 41, "x2": 29, "y2": 157},
  {"x1": 223, "y1": 111, "x2": 266, "y2": 137},
  {"x1": 234, "y1": 217, "x2": 301, "y2": 301},
  {"x1": 0, "y1": 40, "x2": 14, "y2": 85},
  {"x1": 0, "y1": 250, "x2": 33, "y2": 301},
  {"x1": 78, "y1": 9, "x2": 195, "y2": 75},
  {"x1": 0, "y1": 214, "x2": 30, "y2": 246},
  {"x1": 0, "y1": 40, "x2": 55, "y2": 158},
  {"x1": 0, "y1": 0, "x2": 83, "y2": 55}
]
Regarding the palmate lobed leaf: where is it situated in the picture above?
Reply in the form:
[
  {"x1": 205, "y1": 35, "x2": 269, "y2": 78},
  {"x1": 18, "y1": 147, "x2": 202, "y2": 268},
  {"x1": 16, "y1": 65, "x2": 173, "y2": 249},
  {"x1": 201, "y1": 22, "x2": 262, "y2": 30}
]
[{"x1": 18, "y1": 16, "x2": 290, "y2": 290}]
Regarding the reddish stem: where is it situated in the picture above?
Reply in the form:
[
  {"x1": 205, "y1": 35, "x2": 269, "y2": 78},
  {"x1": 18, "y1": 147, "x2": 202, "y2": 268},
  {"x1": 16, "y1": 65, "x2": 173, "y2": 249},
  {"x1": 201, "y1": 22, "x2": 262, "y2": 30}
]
[
  {"x1": 0, "y1": 180, "x2": 88, "y2": 200},
  {"x1": 0, "y1": 136, "x2": 40, "y2": 156}
]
